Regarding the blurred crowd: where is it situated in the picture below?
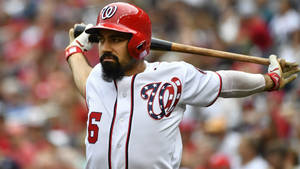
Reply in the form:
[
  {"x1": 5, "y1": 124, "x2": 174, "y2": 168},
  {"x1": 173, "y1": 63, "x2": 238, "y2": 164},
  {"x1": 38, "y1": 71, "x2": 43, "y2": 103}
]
[{"x1": 0, "y1": 0, "x2": 300, "y2": 169}]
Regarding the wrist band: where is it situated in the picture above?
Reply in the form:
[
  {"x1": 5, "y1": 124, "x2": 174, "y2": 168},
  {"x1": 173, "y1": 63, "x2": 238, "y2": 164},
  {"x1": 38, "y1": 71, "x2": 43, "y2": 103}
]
[
  {"x1": 65, "y1": 46, "x2": 83, "y2": 60},
  {"x1": 267, "y1": 72, "x2": 280, "y2": 91}
]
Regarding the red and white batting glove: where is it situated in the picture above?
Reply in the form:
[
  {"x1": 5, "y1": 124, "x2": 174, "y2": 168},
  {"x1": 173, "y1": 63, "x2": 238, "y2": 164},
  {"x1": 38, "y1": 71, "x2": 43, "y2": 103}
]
[
  {"x1": 65, "y1": 24, "x2": 93, "y2": 60},
  {"x1": 267, "y1": 54, "x2": 300, "y2": 90},
  {"x1": 267, "y1": 55, "x2": 282, "y2": 90}
]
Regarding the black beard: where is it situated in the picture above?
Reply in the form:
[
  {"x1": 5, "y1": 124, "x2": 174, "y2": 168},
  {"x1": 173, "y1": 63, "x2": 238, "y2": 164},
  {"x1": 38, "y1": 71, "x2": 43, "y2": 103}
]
[{"x1": 100, "y1": 53, "x2": 124, "y2": 82}]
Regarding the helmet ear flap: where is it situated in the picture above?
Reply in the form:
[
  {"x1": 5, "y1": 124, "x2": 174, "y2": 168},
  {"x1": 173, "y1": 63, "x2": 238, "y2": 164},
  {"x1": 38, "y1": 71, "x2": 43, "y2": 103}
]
[
  {"x1": 137, "y1": 40, "x2": 146, "y2": 51},
  {"x1": 128, "y1": 35, "x2": 149, "y2": 59}
]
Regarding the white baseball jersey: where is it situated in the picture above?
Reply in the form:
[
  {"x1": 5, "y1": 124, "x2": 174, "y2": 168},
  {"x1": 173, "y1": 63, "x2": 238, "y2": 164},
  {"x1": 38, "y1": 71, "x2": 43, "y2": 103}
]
[{"x1": 85, "y1": 61, "x2": 222, "y2": 169}]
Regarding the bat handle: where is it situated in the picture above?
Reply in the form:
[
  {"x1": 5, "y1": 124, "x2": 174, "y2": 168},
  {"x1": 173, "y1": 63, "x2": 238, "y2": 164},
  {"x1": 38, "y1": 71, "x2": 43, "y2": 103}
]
[{"x1": 150, "y1": 38, "x2": 172, "y2": 51}]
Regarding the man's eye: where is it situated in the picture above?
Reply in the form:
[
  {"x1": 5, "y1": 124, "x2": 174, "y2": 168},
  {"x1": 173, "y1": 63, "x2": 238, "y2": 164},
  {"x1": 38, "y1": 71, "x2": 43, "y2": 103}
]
[
  {"x1": 112, "y1": 38, "x2": 124, "y2": 42},
  {"x1": 90, "y1": 35, "x2": 100, "y2": 43}
]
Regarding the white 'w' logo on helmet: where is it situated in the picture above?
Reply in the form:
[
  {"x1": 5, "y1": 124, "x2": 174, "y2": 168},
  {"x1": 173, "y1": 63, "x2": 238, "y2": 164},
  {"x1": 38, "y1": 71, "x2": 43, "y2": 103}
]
[{"x1": 101, "y1": 5, "x2": 118, "y2": 20}]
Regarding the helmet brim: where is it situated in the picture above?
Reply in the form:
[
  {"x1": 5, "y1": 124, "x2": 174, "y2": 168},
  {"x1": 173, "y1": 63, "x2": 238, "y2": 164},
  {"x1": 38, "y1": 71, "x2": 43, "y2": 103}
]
[{"x1": 85, "y1": 23, "x2": 137, "y2": 35}]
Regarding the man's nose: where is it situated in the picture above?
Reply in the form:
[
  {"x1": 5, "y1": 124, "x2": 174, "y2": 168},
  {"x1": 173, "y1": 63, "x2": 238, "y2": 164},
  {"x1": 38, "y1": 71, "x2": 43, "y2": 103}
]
[{"x1": 100, "y1": 41, "x2": 113, "y2": 52}]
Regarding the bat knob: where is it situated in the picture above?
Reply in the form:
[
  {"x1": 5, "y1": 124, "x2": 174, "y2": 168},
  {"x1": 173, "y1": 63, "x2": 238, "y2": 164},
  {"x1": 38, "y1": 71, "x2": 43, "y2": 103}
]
[{"x1": 74, "y1": 25, "x2": 99, "y2": 43}]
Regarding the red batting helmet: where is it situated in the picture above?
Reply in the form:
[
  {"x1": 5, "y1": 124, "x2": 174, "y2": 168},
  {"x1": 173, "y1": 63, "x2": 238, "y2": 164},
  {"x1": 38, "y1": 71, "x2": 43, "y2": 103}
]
[{"x1": 86, "y1": 2, "x2": 152, "y2": 60}]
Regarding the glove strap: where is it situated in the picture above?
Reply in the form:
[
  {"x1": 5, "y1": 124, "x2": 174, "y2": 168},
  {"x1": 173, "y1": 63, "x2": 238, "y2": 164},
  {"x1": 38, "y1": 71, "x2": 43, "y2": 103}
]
[
  {"x1": 65, "y1": 46, "x2": 83, "y2": 61},
  {"x1": 267, "y1": 72, "x2": 280, "y2": 91}
]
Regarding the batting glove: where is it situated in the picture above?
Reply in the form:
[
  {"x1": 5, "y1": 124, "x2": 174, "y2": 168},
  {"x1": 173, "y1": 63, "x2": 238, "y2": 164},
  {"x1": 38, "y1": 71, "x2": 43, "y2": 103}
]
[
  {"x1": 267, "y1": 54, "x2": 299, "y2": 90},
  {"x1": 70, "y1": 24, "x2": 93, "y2": 51},
  {"x1": 65, "y1": 24, "x2": 93, "y2": 60}
]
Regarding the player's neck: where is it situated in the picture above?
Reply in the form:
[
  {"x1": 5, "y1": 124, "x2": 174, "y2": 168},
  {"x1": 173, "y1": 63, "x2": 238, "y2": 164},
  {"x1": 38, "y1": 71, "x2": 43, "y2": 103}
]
[{"x1": 124, "y1": 60, "x2": 146, "y2": 76}]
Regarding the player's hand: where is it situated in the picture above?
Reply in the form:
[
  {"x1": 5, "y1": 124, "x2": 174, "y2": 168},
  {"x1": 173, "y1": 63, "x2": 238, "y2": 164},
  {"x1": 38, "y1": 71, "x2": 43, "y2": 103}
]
[
  {"x1": 67, "y1": 23, "x2": 93, "y2": 51},
  {"x1": 267, "y1": 55, "x2": 300, "y2": 90}
]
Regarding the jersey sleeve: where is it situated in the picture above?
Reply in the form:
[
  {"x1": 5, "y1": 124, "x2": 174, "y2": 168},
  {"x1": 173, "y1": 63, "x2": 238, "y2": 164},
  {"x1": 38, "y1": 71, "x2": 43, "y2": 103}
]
[{"x1": 180, "y1": 62, "x2": 222, "y2": 107}]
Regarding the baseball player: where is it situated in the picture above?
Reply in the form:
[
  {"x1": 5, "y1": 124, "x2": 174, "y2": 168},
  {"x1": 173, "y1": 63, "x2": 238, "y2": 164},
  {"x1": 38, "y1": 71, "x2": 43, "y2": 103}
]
[{"x1": 65, "y1": 2, "x2": 299, "y2": 169}]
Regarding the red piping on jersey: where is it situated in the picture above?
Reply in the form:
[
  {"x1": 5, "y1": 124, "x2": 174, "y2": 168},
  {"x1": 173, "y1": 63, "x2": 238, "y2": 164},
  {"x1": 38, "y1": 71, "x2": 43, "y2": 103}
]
[
  {"x1": 125, "y1": 74, "x2": 137, "y2": 169},
  {"x1": 108, "y1": 80, "x2": 118, "y2": 169},
  {"x1": 206, "y1": 72, "x2": 222, "y2": 107},
  {"x1": 196, "y1": 67, "x2": 207, "y2": 74}
]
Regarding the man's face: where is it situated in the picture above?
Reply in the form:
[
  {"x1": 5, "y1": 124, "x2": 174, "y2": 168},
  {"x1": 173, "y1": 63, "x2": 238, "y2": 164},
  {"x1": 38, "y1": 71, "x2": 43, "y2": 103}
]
[{"x1": 96, "y1": 29, "x2": 135, "y2": 82}]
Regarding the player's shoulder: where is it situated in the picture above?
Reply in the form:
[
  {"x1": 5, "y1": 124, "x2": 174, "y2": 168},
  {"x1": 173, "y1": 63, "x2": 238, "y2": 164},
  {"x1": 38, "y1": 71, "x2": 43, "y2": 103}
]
[
  {"x1": 91, "y1": 63, "x2": 102, "y2": 73},
  {"x1": 87, "y1": 63, "x2": 103, "y2": 83},
  {"x1": 146, "y1": 60, "x2": 193, "y2": 71}
]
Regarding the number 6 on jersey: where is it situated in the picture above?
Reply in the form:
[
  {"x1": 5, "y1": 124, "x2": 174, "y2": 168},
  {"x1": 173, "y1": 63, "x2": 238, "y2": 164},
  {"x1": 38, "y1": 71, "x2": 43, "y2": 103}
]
[{"x1": 88, "y1": 112, "x2": 102, "y2": 144}]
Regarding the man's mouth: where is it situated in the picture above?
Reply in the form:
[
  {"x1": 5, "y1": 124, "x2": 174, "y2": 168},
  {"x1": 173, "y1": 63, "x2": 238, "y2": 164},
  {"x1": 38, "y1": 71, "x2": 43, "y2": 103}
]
[
  {"x1": 101, "y1": 53, "x2": 118, "y2": 63},
  {"x1": 102, "y1": 58, "x2": 116, "y2": 62}
]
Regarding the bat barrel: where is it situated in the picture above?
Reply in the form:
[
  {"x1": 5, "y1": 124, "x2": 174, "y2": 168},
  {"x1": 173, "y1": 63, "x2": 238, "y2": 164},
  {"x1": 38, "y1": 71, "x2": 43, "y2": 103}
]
[
  {"x1": 150, "y1": 37, "x2": 298, "y2": 68},
  {"x1": 171, "y1": 42, "x2": 270, "y2": 65}
]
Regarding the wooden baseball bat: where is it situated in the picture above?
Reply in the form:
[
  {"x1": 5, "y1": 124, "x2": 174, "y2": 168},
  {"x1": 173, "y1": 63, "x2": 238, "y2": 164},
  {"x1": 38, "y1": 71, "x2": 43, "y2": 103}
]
[{"x1": 150, "y1": 38, "x2": 298, "y2": 67}]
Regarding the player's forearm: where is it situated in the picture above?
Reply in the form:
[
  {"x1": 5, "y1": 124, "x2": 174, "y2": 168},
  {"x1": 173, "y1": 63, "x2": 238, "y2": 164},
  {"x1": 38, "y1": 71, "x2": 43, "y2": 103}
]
[
  {"x1": 218, "y1": 70, "x2": 267, "y2": 98},
  {"x1": 67, "y1": 53, "x2": 92, "y2": 97}
]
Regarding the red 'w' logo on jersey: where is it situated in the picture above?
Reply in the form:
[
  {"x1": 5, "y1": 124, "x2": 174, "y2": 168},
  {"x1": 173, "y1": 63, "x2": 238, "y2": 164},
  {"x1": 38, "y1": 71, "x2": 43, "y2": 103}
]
[{"x1": 141, "y1": 77, "x2": 182, "y2": 120}]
